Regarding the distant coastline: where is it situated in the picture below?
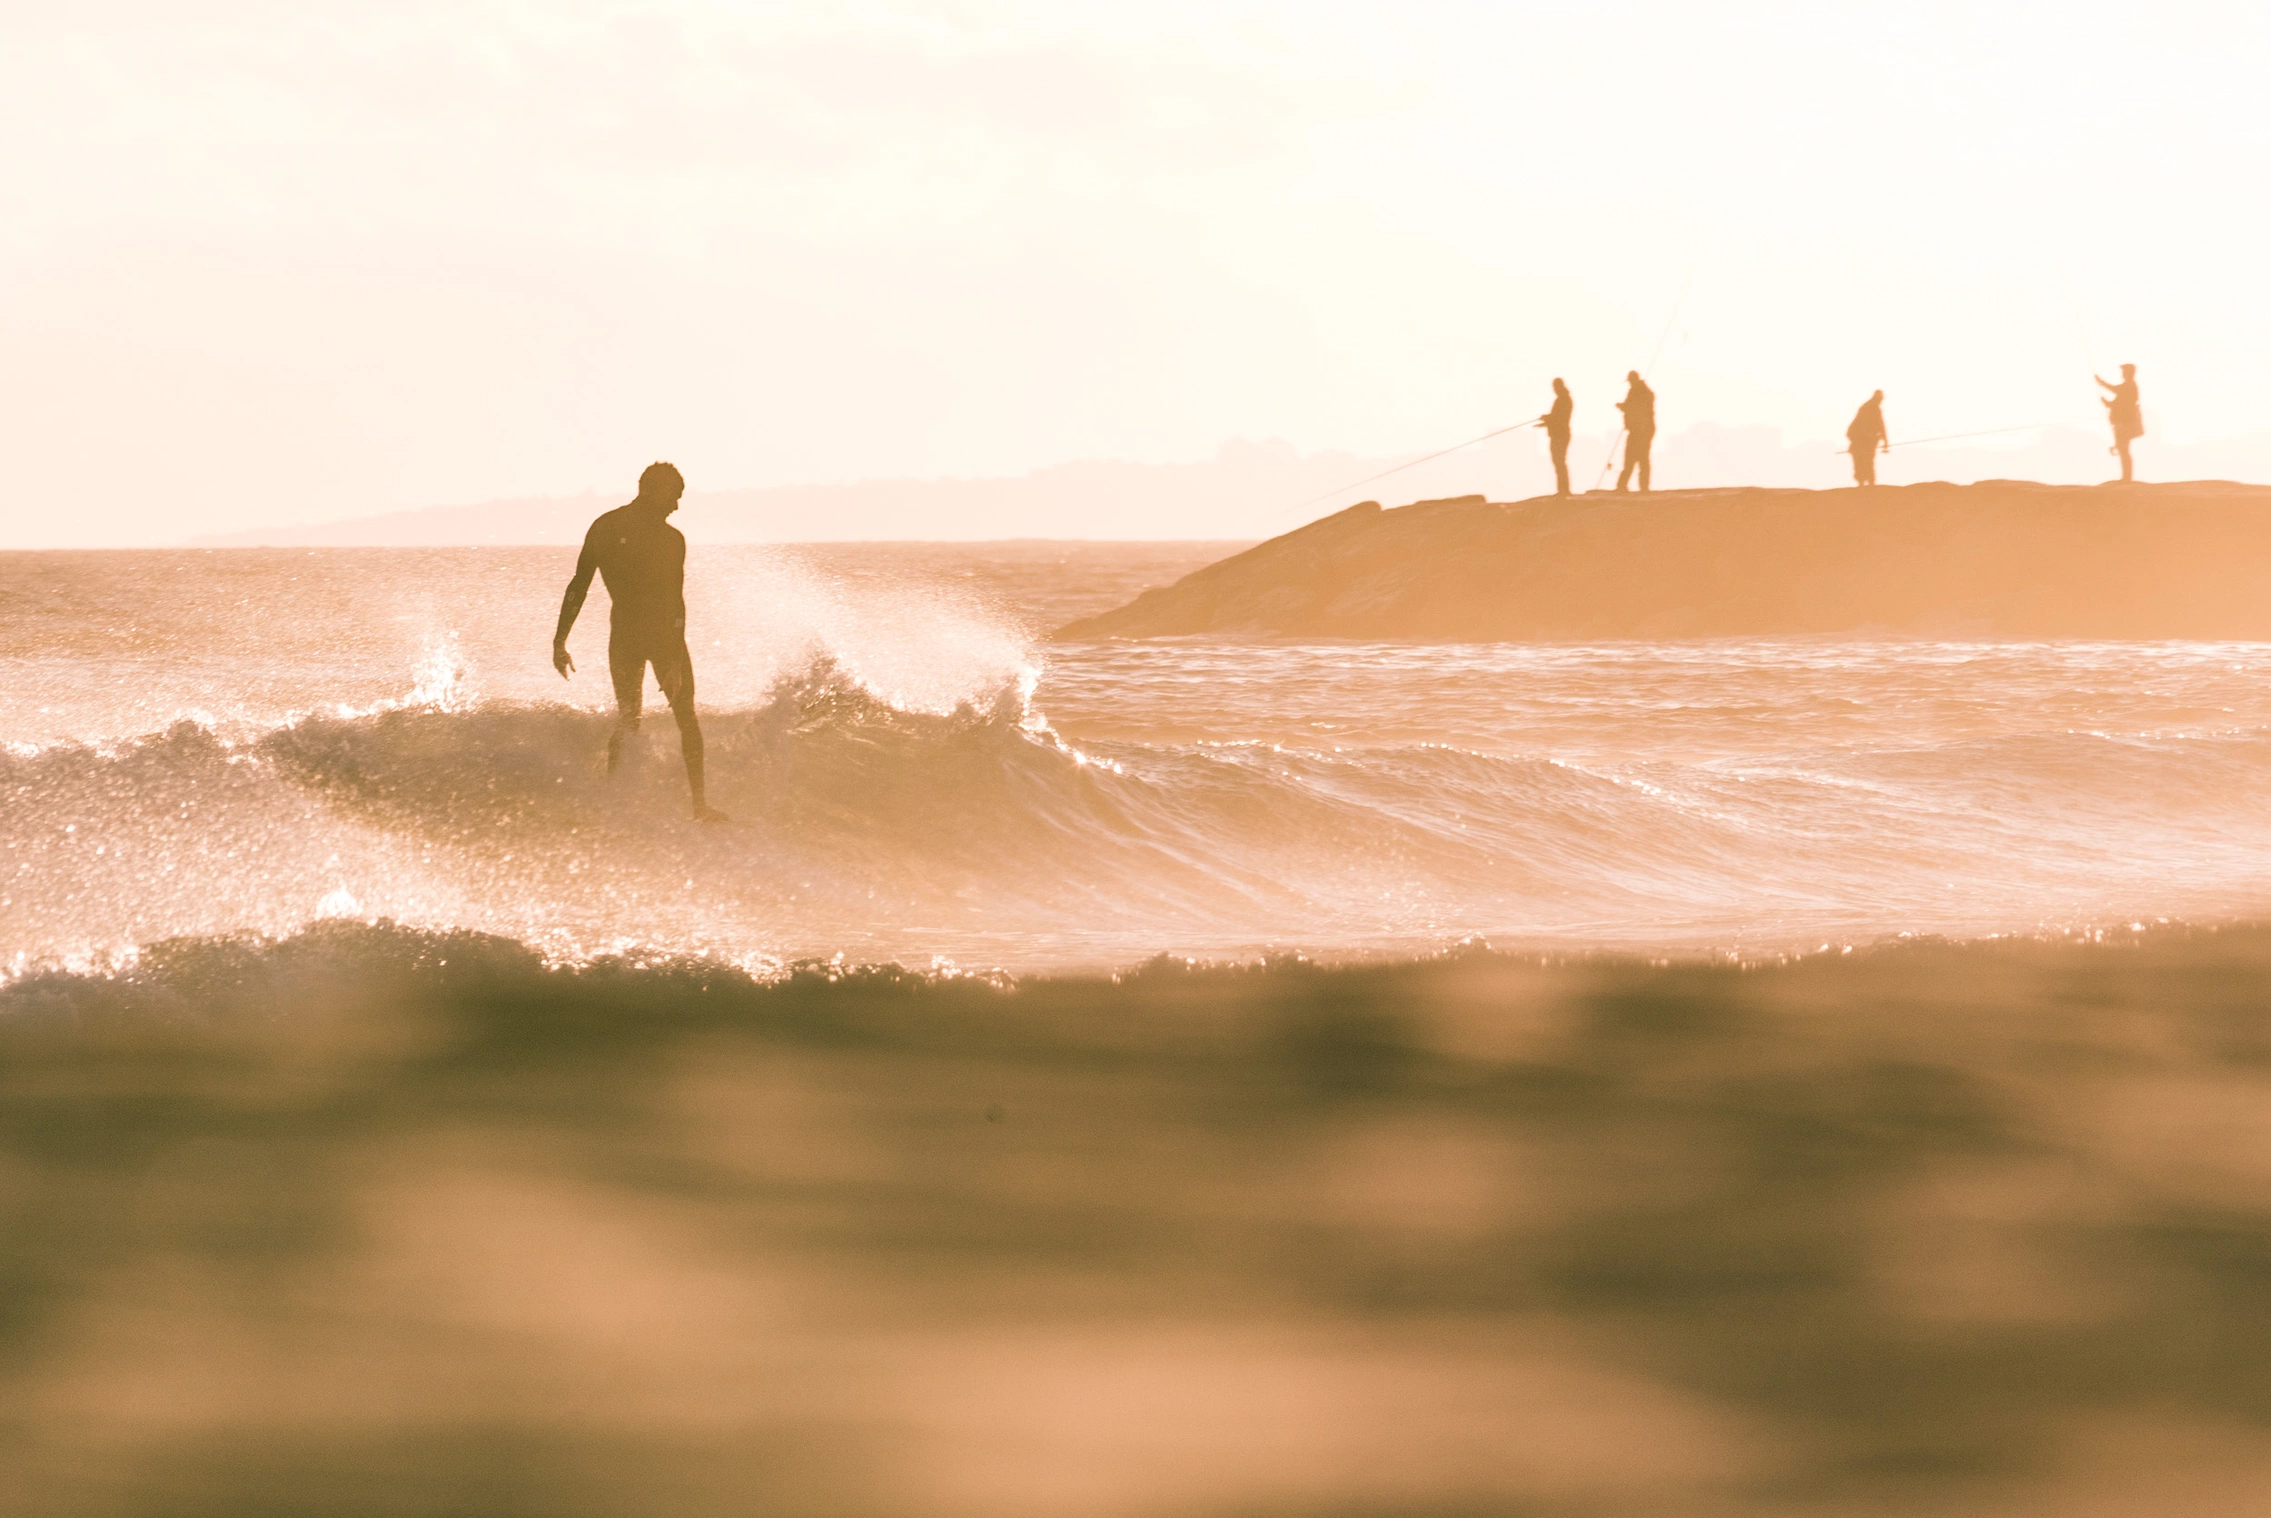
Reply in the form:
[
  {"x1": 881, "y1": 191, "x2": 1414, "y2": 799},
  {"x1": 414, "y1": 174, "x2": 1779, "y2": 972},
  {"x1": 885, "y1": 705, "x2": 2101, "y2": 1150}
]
[
  {"x1": 171, "y1": 428, "x2": 2271, "y2": 551},
  {"x1": 179, "y1": 443, "x2": 1381, "y2": 548}
]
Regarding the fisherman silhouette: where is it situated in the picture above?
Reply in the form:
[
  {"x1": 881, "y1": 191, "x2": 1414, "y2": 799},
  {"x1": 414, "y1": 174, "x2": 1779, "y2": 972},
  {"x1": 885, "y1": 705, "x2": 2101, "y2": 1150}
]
[
  {"x1": 1537, "y1": 378, "x2": 1575, "y2": 496},
  {"x1": 1846, "y1": 390, "x2": 1889, "y2": 486},
  {"x1": 1614, "y1": 371, "x2": 1655, "y2": 493},
  {"x1": 2097, "y1": 364, "x2": 2144, "y2": 483},
  {"x1": 553, "y1": 462, "x2": 727, "y2": 822}
]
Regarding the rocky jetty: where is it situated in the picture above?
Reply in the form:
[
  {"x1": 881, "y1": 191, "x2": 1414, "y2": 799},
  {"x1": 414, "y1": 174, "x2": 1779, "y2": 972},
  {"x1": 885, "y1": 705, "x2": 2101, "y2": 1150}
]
[{"x1": 1053, "y1": 481, "x2": 2271, "y2": 640}]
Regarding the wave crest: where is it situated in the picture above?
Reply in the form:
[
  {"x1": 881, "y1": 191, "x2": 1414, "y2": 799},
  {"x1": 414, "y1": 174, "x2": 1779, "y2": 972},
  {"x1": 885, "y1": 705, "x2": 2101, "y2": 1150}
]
[{"x1": 14, "y1": 652, "x2": 2271, "y2": 972}]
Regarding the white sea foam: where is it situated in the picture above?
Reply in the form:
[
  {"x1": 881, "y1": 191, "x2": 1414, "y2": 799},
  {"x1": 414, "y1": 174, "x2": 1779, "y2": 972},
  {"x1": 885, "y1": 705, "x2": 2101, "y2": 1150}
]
[{"x1": 10, "y1": 548, "x2": 2271, "y2": 972}]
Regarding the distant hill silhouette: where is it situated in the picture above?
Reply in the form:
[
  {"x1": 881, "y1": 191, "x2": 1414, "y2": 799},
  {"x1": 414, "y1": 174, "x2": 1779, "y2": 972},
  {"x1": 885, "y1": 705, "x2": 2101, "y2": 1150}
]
[
  {"x1": 1056, "y1": 480, "x2": 2271, "y2": 641},
  {"x1": 184, "y1": 443, "x2": 1385, "y2": 546},
  {"x1": 184, "y1": 429, "x2": 2271, "y2": 548}
]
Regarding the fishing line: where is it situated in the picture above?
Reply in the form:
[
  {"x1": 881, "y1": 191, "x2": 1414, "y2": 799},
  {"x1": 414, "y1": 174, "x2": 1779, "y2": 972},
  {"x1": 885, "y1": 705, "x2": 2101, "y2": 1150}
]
[
  {"x1": 1278, "y1": 258, "x2": 1702, "y2": 520},
  {"x1": 1590, "y1": 262, "x2": 1698, "y2": 491},
  {"x1": 2057, "y1": 260, "x2": 2102, "y2": 378},
  {"x1": 1830, "y1": 423, "x2": 2067, "y2": 455},
  {"x1": 1643, "y1": 263, "x2": 1697, "y2": 376},
  {"x1": 1893, "y1": 423, "x2": 2066, "y2": 450},
  {"x1": 1278, "y1": 421, "x2": 1537, "y2": 517}
]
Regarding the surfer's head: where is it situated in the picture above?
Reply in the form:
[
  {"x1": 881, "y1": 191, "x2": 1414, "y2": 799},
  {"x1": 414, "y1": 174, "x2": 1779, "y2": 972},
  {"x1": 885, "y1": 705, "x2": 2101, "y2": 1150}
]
[
  {"x1": 1872, "y1": 389, "x2": 1884, "y2": 403},
  {"x1": 1552, "y1": 377, "x2": 1568, "y2": 396},
  {"x1": 637, "y1": 461, "x2": 686, "y2": 510},
  {"x1": 2121, "y1": 363, "x2": 2136, "y2": 379},
  {"x1": 1627, "y1": 370, "x2": 1641, "y2": 385}
]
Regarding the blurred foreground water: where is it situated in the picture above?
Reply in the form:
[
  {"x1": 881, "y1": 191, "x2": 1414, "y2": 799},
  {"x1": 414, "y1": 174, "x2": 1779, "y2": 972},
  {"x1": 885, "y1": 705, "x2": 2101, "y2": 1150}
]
[{"x1": 7, "y1": 923, "x2": 2271, "y2": 1515}]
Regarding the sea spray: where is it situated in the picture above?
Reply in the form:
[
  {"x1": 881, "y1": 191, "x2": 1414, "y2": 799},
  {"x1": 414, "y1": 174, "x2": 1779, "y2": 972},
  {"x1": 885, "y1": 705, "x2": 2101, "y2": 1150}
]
[{"x1": 11, "y1": 547, "x2": 2271, "y2": 973}]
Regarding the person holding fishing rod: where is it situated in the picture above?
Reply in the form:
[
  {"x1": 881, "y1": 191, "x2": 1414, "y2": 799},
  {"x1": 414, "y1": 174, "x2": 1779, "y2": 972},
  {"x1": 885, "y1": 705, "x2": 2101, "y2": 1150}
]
[
  {"x1": 1536, "y1": 378, "x2": 1575, "y2": 495},
  {"x1": 1846, "y1": 390, "x2": 1889, "y2": 486},
  {"x1": 1614, "y1": 371, "x2": 1655, "y2": 492},
  {"x1": 2097, "y1": 364, "x2": 2143, "y2": 483}
]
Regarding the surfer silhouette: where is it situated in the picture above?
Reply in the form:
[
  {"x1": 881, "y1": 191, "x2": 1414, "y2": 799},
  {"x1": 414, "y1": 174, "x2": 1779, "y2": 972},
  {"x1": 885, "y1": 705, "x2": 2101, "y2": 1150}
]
[
  {"x1": 2097, "y1": 364, "x2": 2143, "y2": 483},
  {"x1": 1846, "y1": 390, "x2": 1889, "y2": 486},
  {"x1": 1615, "y1": 372, "x2": 1655, "y2": 493},
  {"x1": 553, "y1": 462, "x2": 727, "y2": 822},
  {"x1": 1537, "y1": 378, "x2": 1575, "y2": 496}
]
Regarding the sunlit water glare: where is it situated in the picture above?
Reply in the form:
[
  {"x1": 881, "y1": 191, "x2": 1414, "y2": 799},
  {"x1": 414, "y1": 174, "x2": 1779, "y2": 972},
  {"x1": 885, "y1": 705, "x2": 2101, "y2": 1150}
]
[{"x1": 9, "y1": 544, "x2": 2271, "y2": 972}]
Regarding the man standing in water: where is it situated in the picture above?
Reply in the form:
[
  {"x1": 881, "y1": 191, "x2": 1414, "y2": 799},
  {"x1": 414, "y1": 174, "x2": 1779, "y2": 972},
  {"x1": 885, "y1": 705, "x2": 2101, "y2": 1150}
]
[
  {"x1": 553, "y1": 462, "x2": 727, "y2": 822},
  {"x1": 1615, "y1": 371, "x2": 1655, "y2": 493},
  {"x1": 2097, "y1": 364, "x2": 2144, "y2": 483},
  {"x1": 1846, "y1": 389, "x2": 1889, "y2": 486},
  {"x1": 1537, "y1": 378, "x2": 1575, "y2": 496}
]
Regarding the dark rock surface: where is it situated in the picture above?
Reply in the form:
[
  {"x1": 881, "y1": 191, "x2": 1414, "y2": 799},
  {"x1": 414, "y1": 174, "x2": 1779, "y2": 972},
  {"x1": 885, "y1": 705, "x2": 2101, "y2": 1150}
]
[{"x1": 1054, "y1": 481, "x2": 2271, "y2": 641}]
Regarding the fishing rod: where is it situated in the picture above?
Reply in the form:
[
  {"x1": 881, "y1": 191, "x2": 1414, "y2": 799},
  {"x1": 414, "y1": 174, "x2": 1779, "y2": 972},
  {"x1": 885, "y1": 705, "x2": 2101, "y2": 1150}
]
[
  {"x1": 1287, "y1": 261, "x2": 1706, "y2": 520},
  {"x1": 1591, "y1": 262, "x2": 1698, "y2": 491},
  {"x1": 1589, "y1": 429, "x2": 1624, "y2": 494}
]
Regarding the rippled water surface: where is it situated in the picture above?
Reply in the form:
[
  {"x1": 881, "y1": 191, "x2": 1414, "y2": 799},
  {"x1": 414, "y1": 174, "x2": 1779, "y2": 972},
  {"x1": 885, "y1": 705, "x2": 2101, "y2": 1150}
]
[{"x1": 10, "y1": 544, "x2": 2271, "y2": 970}]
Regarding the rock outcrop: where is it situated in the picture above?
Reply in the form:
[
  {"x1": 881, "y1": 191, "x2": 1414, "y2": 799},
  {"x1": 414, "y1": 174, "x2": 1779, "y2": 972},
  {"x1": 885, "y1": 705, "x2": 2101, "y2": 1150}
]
[{"x1": 1053, "y1": 481, "x2": 2271, "y2": 641}]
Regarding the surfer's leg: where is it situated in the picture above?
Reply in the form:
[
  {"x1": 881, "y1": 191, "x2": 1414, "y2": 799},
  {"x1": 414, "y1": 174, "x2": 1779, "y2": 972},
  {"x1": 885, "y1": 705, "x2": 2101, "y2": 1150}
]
[
  {"x1": 2117, "y1": 436, "x2": 2134, "y2": 482},
  {"x1": 1635, "y1": 435, "x2": 1652, "y2": 493},
  {"x1": 654, "y1": 642, "x2": 719, "y2": 820},
  {"x1": 607, "y1": 639, "x2": 646, "y2": 774},
  {"x1": 1552, "y1": 440, "x2": 1570, "y2": 496}
]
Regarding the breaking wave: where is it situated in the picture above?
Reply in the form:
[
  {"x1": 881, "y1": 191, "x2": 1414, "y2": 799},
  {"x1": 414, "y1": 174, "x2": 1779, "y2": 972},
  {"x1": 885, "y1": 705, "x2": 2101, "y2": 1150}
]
[{"x1": 11, "y1": 652, "x2": 2271, "y2": 974}]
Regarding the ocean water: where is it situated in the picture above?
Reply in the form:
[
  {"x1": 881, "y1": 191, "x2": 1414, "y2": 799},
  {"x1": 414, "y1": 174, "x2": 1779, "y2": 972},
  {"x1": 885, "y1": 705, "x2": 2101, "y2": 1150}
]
[
  {"x1": 11, "y1": 541, "x2": 2271, "y2": 973},
  {"x1": 14, "y1": 541, "x2": 2271, "y2": 1515}
]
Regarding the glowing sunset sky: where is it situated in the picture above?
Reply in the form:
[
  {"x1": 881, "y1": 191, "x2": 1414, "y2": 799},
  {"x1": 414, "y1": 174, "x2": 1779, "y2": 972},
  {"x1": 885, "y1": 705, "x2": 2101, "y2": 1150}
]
[{"x1": 4, "y1": 1, "x2": 2263, "y2": 544}]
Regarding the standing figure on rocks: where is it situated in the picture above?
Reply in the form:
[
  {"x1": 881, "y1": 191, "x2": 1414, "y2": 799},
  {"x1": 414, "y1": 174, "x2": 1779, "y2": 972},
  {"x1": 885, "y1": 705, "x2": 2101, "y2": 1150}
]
[
  {"x1": 1615, "y1": 371, "x2": 1655, "y2": 493},
  {"x1": 2097, "y1": 364, "x2": 2144, "y2": 483},
  {"x1": 1846, "y1": 390, "x2": 1889, "y2": 486},
  {"x1": 553, "y1": 461, "x2": 728, "y2": 823},
  {"x1": 1537, "y1": 378, "x2": 1575, "y2": 496}
]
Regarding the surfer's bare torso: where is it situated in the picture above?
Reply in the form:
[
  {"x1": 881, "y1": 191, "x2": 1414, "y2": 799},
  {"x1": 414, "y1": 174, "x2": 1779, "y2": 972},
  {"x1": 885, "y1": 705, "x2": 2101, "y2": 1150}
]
[{"x1": 574, "y1": 504, "x2": 688, "y2": 643}]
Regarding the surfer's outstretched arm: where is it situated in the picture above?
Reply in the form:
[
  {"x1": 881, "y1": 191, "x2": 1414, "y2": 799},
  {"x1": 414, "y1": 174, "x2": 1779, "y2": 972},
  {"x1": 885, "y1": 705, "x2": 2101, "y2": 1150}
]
[{"x1": 554, "y1": 542, "x2": 598, "y2": 677}]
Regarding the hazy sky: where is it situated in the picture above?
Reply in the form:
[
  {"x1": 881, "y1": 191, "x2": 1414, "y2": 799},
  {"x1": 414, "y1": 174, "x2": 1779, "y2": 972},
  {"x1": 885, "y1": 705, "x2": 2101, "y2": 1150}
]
[{"x1": 5, "y1": 1, "x2": 2264, "y2": 545}]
